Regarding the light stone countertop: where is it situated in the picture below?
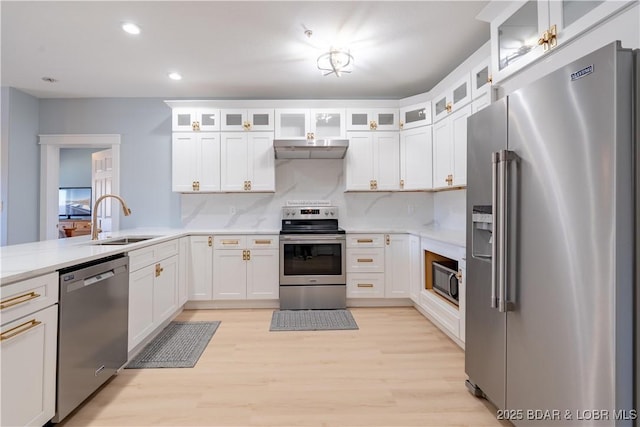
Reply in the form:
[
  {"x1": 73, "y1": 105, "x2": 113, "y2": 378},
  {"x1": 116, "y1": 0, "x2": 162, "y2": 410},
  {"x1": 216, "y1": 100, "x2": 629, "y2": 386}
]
[
  {"x1": 0, "y1": 228, "x2": 280, "y2": 285},
  {"x1": 1, "y1": 226, "x2": 463, "y2": 285}
]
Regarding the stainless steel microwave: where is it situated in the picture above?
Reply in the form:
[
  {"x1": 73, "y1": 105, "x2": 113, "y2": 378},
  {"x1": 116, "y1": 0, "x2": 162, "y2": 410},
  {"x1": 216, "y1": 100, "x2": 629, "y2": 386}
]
[{"x1": 432, "y1": 260, "x2": 459, "y2": 305}]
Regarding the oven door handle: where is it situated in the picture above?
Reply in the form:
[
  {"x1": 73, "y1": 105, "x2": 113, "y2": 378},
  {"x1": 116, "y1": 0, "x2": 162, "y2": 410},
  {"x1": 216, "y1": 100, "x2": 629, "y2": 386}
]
[{"x1": 280, "y1": 235, "x2": 346, "y2": 241}]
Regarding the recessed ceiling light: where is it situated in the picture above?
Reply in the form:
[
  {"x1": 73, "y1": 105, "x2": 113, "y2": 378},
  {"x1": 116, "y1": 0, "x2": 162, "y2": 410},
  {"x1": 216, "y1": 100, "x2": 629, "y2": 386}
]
[
  {"x1": 41, "y1": 76, "x2": 57, "y2": 83},
  {"x1": 121, "y1": 22, "x2": 141, "y2": 35},
  {"x1": 168, "y1": 72, "x2": 182, "y2": 81}
]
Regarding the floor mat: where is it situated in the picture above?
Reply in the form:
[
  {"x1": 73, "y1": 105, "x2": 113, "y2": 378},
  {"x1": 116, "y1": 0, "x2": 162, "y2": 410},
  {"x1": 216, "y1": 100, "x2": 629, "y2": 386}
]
[{"x1": 270, "y1": 309, "x2": 358, "y2": 331}]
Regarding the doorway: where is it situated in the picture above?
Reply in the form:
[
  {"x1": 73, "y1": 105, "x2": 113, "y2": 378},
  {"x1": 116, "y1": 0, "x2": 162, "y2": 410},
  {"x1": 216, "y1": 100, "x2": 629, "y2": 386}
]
[{"x1": 39, "y1": 134, "x2": 120, "y2": 241}]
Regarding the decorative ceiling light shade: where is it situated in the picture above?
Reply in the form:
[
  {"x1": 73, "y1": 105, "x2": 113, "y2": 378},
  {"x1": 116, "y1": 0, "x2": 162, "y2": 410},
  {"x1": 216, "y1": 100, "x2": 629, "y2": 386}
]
[{"x1": 317, "y1": 48, "x2": 353, "y2": 77}]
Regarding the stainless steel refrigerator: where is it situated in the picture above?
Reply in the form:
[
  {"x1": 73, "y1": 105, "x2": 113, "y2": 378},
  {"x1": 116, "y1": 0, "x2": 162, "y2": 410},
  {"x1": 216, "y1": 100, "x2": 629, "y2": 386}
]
[{"x1": 465, "y1": 41, "x2": 636, "y2": 426}]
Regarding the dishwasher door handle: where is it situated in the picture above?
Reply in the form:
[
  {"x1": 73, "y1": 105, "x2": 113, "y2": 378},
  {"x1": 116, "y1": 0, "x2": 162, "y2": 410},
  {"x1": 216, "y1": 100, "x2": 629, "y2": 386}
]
[{"x1": 65, "y1": 270, "x2": 116, "y2": 293}]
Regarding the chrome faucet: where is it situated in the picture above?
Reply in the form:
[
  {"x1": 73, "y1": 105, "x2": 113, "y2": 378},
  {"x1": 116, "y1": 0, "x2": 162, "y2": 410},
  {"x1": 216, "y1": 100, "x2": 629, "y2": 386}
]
[{"x1": 91, "y1": 194, "x2": 132, "y2": 240}]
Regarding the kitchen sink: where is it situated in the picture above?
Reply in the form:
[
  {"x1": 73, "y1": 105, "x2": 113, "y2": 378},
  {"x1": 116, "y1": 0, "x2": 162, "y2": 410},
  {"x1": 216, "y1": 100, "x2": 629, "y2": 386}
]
[{"x1": 89, "y1": 236, "x2": 158, "y2": 245}]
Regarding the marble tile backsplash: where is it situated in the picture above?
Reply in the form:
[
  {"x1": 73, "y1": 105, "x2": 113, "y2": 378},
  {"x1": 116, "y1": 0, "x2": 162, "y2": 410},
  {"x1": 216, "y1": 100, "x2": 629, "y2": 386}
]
[{"x1": 181, "y1": 159, "x2": 465, "y2": 231}]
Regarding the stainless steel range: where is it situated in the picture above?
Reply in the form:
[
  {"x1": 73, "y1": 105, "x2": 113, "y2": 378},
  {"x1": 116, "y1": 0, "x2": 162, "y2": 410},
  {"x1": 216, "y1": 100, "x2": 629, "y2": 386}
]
[{"x1": 279, "y1": 206, "x2": 346, "y2": 310}]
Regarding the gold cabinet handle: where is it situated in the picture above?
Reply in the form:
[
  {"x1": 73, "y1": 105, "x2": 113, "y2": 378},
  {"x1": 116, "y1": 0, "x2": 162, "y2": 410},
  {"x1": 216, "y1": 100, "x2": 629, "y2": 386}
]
[
  {"x1": 399, "y1": 120, "x2": 404, "y2": 129},
  {"x1": 155, "y1": 263, "x2": 164, "y2": 277},
  {"x1": 357, "y1": 258, "x2": 374, "y2": 263},
  {"x1": 357, "y1": 283, "x2": 374, "y2": 288},
  {"x1": 1, "y1": 291, "x2": 41, "y2": 310},
  {"x1": 369, "y1": 120, "x2": 378, "y2": 130},
  {"x1": 246, "y1": 250, "x2": 251, "y2": 261},
  {"x1": 400, "y1": 179, "x2": 404, "y2": 189},
  {"x1": 1, "y1": 319, "x2": 42, "y2": 341},
  {"x1": 243, "y1": 121, "x2": 252, "y2": 131},
  {"x1": 385, "y1": 235, "x2": 390, "y2": 245},
  {"x1": 247, "y1": 181, "x2": 252, "y2": 191},
  {"x1": 445, "y1": 103, "x2": 452, "y2": 113},
  {"x1": 242, "y1": 250, "x2": 247, "y2": 260},
  {"x1": 192, "y1": 121, "x2": 200, "y2": 131},
  {"x1": 222, "y1": 240, "x2": 240, "y2": 245},
  {"x1": 357, "y1": 239, "x2": 373, "y2": 243},
  {"x1": 254, "y1": 239, "x2": 272, "y2": 245},
  {"x1": 208, "y1": 236, "x2": 213, "y2": 247},
  {"x1": 456, "y1": 271, "x2": 462, "y2": 281}
]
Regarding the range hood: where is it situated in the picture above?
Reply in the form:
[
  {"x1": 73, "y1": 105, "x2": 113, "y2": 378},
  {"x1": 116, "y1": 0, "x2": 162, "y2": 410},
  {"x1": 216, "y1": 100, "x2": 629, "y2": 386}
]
[{"x1": 273, "y1": 139, "x2": 349, "y2": 159}]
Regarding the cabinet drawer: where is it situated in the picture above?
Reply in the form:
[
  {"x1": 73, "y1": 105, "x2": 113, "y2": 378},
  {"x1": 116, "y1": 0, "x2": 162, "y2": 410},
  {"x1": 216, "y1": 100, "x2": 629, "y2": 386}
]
[
  {"x1": 347, "y1": 273, "x2": 384, "y2": 298},
  {"x1": 214, "y1": 235, "x2": 247, "y2": 250},
  {"x1": 247, "y1": 235, "x2": 279, "y2": 250},
  {"x1": 346, "y1": 234, "x2": 384, "y2": 248},
  {"x1": 346, "y1": 248, "x2": 384, "y2": 272},
  {"x1": 128, "y1": 239, "x2": 180, "y2": 272},
  {"x1": 1, "y1": 272, "x2": 59, "y2": 326},
  {"x1": 419, "y1": 290, "x2": 460, "y2": 338}
]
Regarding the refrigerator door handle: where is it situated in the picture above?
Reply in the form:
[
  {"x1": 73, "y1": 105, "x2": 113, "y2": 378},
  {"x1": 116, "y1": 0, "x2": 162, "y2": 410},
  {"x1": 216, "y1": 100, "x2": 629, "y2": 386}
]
[
  {"x1": 491, "y1": 151, "x2": 500, "y2": 309},
  {"x1": 498, "y1": 149, "x2": 518, "y2": 313}
]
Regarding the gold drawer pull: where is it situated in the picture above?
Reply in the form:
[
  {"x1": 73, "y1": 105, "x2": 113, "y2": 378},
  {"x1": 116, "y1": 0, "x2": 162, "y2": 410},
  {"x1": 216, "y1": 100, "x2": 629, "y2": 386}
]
[
  {"x1": 356, "y1": 239, "x2": 373, "y2": 243},
  {"x1": 254, "y1": 239, "x2": 272, "y2": 245},
  {"x1": 222, "y1": 240, "x2": 239, "y2": 245},
  {"x1": 357, "y1": 283, "x2": 374, "y2": 288},
  {"x1": 1, "y1": 319, "x2": 42, "y2": 341},
  {"x1": 357, "y1": 258, "x2": 374, "y2": 263},
  {"x1": 0, "y1": 291, "x2": 41, "y2": 310}
]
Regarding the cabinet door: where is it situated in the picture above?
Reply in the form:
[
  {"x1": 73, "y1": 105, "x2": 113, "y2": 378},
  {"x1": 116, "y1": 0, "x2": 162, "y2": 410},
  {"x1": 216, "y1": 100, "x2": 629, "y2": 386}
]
[
  {"x1": 374, "y1": 132, "x2": 400, "y2": 191},
  {"x1": 400, "y1": 126, "x2": 433, "y2": 190},
  {"x1": 400, "y1": 103, "x2": 431, "y2": 130},
  {"x1": 199, "y1": 133, "x2": 221, "y2": 192},
  {"x1": 432, "y1": 90, "x2": 450, "y2": 123},
  {"x1": 248, "y1": 109, "x2": 274, "y2": 131},
  {"x1": 432, "y1": 118, "x2": 452, "y2": 190},
  {"x1": 189, "y1": 236, "x2": 213, "y2": 300},
  {"x1": 246, "y1": 249, "x2": 279, "y2": 299},
  {"x1": 196, "y1": 109, "x2": 220, "y2": 131},
  {"x1": 311, "y1": 108, "x2": 346, "y2": 139},
  {"x1": 345, "y1": 132, "x2": 375, "y2": 191},
  {"x1": 172, "y1": 108, "x2": 197, "y2": 132},
  {"x1": 128, "y1": 265, "x2": 155, "y2": 350},
  {"x1": 247, "y1": 132, "x2": 275, "y2": 192},
  {"x1": 346, "y1": 109, "x2": 374, "y2": 131},
  {"x1": 409, "y1": 235, "x2": 422, "y2": 303},
  {"x1": 275, "y1": 109, "x2": 310, "y2": 139},
  {"x1": 471, "y1": 57, "x2": 492, "y2": 100},
  {"x1": 153, "y1": 255, "x2": 179, "y2": 325},
  {"x1": 220, "y1": 133, "x2": 249, "y2": 192},
  {"x1": 220, "y1": 109, "x2": 247, "y2": 131},
  {"x1": 450, "y1": 73, "x2": 472, "y2": 113},
  {"x1": 451, "y1": 104, "x2": 471, "y2": 187},
  {"x1": 178, "y1": 237, "x2": 189, "y2": 306},
  {"x1": 1, "y1": 305, "x2": 57, "y2": 427},
  {"x1": 213, "y1": 249, "x2": 247, "y2": 299},
  {"x1": 491, "y1": 0, "x2": 548, "y2": 83},
  {"x1": 347, "y1": 273, "x2": 385, "y2": 298},
  {"x1": 384, "y1": 234, "x2": 410, "y2": 298},
  {"x1": 172, "y1": 133, "x2": 199, "y2": 192},
  {"x1": 374, "y1": 109, "x2": 400, "y2": 131}
]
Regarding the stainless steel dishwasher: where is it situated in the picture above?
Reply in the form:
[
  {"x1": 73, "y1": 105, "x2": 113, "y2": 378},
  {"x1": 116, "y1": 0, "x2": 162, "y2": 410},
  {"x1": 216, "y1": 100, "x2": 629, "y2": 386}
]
[{"x1": 53, "y1": 254, "x2": 129, "y2": 423}]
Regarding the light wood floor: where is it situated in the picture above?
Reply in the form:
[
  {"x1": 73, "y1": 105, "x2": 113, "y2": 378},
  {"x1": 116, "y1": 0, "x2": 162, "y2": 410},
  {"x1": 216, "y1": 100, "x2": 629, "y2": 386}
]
[{"x1": 59, "y1": 307, "x2": 506, "y2": 427}]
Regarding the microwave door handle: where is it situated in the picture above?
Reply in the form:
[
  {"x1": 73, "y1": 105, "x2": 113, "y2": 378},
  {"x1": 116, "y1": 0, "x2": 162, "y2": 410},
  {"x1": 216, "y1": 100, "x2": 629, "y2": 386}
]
[
  {"x1": 447, "y1": 272, "x2": 456, "y2": 299},
  {"x1": 491, "y1": 151, "x2": 500, "y2": 309}
]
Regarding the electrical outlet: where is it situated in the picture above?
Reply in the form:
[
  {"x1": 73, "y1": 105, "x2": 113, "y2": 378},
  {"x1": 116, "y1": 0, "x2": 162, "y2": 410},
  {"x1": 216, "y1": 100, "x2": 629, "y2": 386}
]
[{"x1": 229, "y1": 206, "x2": 236, "y2": 215}]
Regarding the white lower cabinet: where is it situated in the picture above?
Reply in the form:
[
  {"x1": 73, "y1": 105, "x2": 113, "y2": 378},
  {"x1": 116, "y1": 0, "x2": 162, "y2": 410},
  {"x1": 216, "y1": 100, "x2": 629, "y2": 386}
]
[
  {"x1": 409, "y1": 235, "x2": 422, "y2": 303},
  {"x1": 213, "y1": 235, "x2": 279, "y2": 300},
  {"x1": 128, "y1": 240, "x2": 180, "y2": 351},
  {"x1": 188, "y1": 236, "x2": 214, "y2": 300},
  {"x1": 346, "y1": 233, "x2": 411, "y2": 299},
  {"x1": 1, "y1": 272, "x2": 59, "y2": 427},
  {"x1": 178, "y1": 237, "x2": 189, "y2": 306}
]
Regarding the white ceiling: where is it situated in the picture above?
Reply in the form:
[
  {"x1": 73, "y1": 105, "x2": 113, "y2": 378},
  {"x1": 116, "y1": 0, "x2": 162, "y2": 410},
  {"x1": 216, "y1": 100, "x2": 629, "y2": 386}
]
[{"x1": 1, "y1": 1, "x2": 490, "y2": 100}]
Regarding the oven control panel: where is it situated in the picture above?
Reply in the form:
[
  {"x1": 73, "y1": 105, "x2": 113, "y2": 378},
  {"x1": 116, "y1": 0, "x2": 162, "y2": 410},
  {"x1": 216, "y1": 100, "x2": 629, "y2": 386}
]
[{"x1": 282, "y1": 206, "x2": 338, "y2": 219}]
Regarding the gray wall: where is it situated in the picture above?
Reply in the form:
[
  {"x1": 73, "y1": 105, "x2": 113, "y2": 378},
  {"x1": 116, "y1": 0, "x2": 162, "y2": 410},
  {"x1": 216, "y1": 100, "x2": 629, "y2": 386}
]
[
  {"x1": 39, "y1": 98, "x2": 181, "y2": 230},
  {"x1": 4, "y1": 88, "x2": 40, "y2": 245},
  {"x1": 59, "y1": 148, "x2": 100, "y2": 187}
]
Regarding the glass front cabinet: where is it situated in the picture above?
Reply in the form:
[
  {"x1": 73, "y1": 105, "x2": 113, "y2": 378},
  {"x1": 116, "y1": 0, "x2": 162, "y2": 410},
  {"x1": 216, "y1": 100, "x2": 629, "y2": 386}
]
[
  {"x1": 432, "y1": 73, "x2": 472, "y2": 123},
  {"x1": 399, "y1": 103, "x2": 431, "y2": 130},
  {"x1": 275, "y1": 109, "x2": 346, "y2": 140},
  {"x1": 221, "y1": 109, "x2": 274, "y2": 132},
  {"x1": 172, "y1": 108, "x2": 221, "y2": 132},
  {"x1": 346, "y1": 109, "x2": 399, "y2": 131}
]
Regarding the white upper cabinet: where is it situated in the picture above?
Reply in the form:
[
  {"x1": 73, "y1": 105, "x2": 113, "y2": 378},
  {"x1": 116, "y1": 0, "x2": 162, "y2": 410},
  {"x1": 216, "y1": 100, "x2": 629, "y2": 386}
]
[
  {"x1": 491, "y1": 0, "x2": 633, "y2": 83},
  {"x1": 172, "y1": 108, "x2": 220, "y2": 132},
  {"x1": 470, "y1": 57, "x2": 492, "y2": 101},
  {"x1": 220, "y1": 132, "x2": 275, "y2": 192},
  {"x1": 220, "y1": 109, "x2": 274, "y2": 132},
  {"x1": 346, "y1": 109, "x2": 399, "y2": 131},
  {"x1": 172, "y1": 133, "x2": 220, "y2": 192},
  {"x1": 275, "y1": 108, "x2": 346, "y2": 140},
  {"x1": 400, "y1": 126, "x2": 433, "y2": 191},
  {"x1": 399, "y1": 102, "x2": 431, "y2": 130},
  {"x1": 433, "y1": 104, "x2": 471, "y2": 190},
  {"x1": 432, "y1": 73, "x2": 472, "y2": 123},
  {"x1": 345, "y1": 131, "x2": 400, "y2": 191}
]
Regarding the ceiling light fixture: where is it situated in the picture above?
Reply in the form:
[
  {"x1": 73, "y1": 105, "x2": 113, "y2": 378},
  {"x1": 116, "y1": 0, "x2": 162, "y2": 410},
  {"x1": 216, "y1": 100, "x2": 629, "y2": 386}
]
[
  {"x1": 121, "y1": 22, "x2": 141, "y2": 35},
  {"x1": 317, "y1": 48, "x2": 353, "y2": 77},
  {"x1": 168, "y1": 72, "x2": 182, "y2": 81}
]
